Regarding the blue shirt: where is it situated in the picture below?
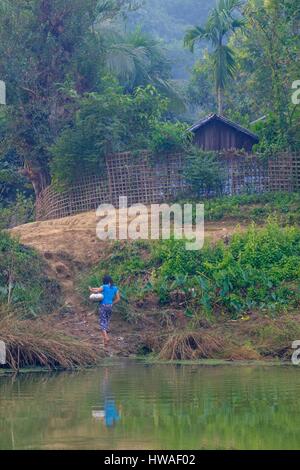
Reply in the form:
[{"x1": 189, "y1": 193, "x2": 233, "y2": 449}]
[{"x1": 101, "y1": 284, "x2": 118, "y2": 305}]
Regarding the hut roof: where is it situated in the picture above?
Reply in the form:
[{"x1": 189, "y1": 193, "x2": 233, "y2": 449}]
[{"x1": 189, "y1": 114, "x2": 259, "y2": 142}]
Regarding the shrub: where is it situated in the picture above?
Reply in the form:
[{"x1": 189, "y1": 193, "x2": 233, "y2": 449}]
[
  {"x1": 50, "y1": 82, "x2": 169, "y2": 187},
  {"x1": 0, "y1": 232, "x2": 61, "y2": 317},
  {"x1": 184, "y1": 148, "x2": 225, "y2": 197},
  {"x1": 0, "y1": 193, "x2": 34, "y2": 229},
  {"x1": 178, "y1": 192, "x2": 300, "y2": 224},
  {"x1": 149, "y1": 121, "x2": 191, "y2": 156},
  {"x1": 153, "y1": 220, "x2": 300, "y2": 318}
]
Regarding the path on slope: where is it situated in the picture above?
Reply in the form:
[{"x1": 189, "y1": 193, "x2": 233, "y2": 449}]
[{"x1": 10, "y1": 210, "x2": 245, "y2": 356}]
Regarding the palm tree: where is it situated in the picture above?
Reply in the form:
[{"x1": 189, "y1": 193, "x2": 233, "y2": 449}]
[
  {"x1": 101, "y1": 26, "x2": 184, "y2": 109},
  {"x1": 184, "y1": 0, "x2": 245, "y2": 115}
]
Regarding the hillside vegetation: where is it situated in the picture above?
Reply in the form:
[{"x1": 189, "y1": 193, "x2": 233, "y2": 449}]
[
  {"x1": 129, "y1": 0, "x2": 213, "y2": 79},
  {"x1": 0, "y1": 192, "x2": 299, "y2": 366}
]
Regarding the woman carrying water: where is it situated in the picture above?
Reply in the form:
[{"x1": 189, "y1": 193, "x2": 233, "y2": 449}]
[{"x1": 89, "y1": 275, "x2": 120, "y2": 344}]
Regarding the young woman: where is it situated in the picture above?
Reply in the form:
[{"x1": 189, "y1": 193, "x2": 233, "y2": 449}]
[{"x1": 89, "y1": 275, "x2": 120, "y2": 344}]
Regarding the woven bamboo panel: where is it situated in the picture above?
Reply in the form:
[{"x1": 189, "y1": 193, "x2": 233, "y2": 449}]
[
  {"x1": 267, "y1": 152, "x2": 300, "y2": 192},
  {"x1": 36, "y1": 175, "x2": 110, "y2": 220},
  {"x1": 35, "y1": 151, "x2": 300, "y2": 221}
]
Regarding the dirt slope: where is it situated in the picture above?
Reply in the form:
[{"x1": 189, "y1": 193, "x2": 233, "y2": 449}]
[
  {"x1": 10, "y1": 210, "x2": 244, "y2": 356},
  {"x1": 11, "y1": 209, "x2": 241, "y2": 261}
]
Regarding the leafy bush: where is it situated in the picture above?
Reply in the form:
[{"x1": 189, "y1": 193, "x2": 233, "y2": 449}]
[
  {"x1": 153, "y1": 221, "x2": 300, "y2": 318},
  {"x1": 81, "y1": 218, "x2": 300, "y2": 320},
  {"x1": 149, "y1": 121, "x2": 191, "y2": 156},
  {"x1": 0, "y1": 193, "x2": 34, "y2": 229},
  {"x1": 50, "y1": 82, "x2": 169, "y2": 187},
  {"x1": 184, "y1": 148, "x2": 225, "y2": 197},
  {"x1": 252, "y1": 113, "x2": 292, "y2": 156},
  {"x1": 0, "y1": 232, "x2": 61, "y2": 317}
]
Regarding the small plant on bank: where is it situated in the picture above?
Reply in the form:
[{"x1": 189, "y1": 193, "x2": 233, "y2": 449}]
[{"x1": 0, "y1": 232, "x2": 61, "y2": 318}]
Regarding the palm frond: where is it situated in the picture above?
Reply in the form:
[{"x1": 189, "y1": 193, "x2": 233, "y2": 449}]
[
  {"x1": 105, "y1": 43, "x2": 150, "y2": 84},
  {"x1": 184, "y1": 26, "x2": 207, "y2": 52}
]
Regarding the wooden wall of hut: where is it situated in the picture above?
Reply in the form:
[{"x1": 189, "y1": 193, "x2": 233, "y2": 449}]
[{"x1": 193, "y1": 120, "x2": 257, "y2": 152}]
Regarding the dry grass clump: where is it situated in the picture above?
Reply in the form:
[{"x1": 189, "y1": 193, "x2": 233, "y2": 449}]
[
  {"x1": 242, "y1": 317, "x2": 300, "y2": 360},
  {"x1": 222, "y1": 343, "x2": 261, "y2": 361},
  {"x1": 146, "y1": 330, "x2": 225, "y2": 360},
  {"x1": 0, "y1": 316, "x2": 103, "y2": 370}
]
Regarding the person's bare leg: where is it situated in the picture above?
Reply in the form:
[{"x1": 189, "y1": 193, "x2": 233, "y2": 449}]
[
  {"x1": 101, "y1": 330, "x2": 109, "y2": 345},
  {"x1": 104, "y1": 331, "x2": 109, "y2": 343}
]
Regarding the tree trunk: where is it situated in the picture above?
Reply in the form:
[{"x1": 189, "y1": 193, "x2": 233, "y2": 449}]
[
  {"x1": 21, "y1": 161, "x2": 51, "y2": 197},
  {"x1": 217, "y1": 87, "x2": 223, "y2": 115}
]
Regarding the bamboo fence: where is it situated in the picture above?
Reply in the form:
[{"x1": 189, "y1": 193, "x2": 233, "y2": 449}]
[{"x1": 35, "y1": 150, "x2": 300, "y2": 221}]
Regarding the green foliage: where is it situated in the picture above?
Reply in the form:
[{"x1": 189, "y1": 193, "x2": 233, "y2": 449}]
[
  {"x1": 184, "y1": 149, "x2": 225, "y2": 196},
  {"x1": 186, "y1": 192, "x2": 300, "y2": 225},
  {"x1": 184, "y1": 0, "x2": 245, "y2": 114},
  {"x1": 0, "y1": 0, "x2": 178, "y2": 196},
  {"x1": 0, "y1": 0, "x2": 107, "y2": 194},
  {"x1": 186, "y1": 58, "x2": 217, "y2": 115},
  {"x1": 0, "y1": 193, "x2": 34, "y2": 230},
  {"x1": 81, "y1": 241, "x2": 152, "y2": 302},
  {"x1": 50, "y1": 83, "x2": 169, "y2": 186},
  {"x1": 252, "y1": 114, "x2": 291, "y2": 156},
  {"x1": 149, "y1": 121, "x2": 191, "y2": 156},
  {"x1": 153, "y1": 221, "x2": 300, "y2": 318},
  {"x1": 0, "y1": 232, "x2": 61, "y2": 317},
  {"x1": 81, "y1": 203, "x2": 300, "y2": 320},
  {"x1": 109, "y1": 27, "x2": 173, "y2": 94}
]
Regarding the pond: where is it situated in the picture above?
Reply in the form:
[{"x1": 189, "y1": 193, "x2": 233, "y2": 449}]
[{"x1": 1, "y1": 361, "x2": 300, "y2": 450}]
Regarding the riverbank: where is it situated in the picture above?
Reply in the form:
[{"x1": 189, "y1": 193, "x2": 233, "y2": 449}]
[
  {"x1": 2, "y1": 300, "x2": 299, "y2": 369},
  {"x1": 0, "y1": 358, "x2": 295, "y2": 377},
  {"x1": 3, "y1": 193, "x2": 300, "y2": 369}
]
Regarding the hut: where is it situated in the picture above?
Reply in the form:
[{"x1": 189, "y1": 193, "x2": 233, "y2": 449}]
[{"x1": 189, "y1": 114, "x2": 259, "y2": 152}]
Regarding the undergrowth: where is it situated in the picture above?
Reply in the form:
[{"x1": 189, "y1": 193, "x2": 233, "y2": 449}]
[
  {"x1": 0, "y1": 232, "x2": 61, "y2": 318},
  {"x1": 0, "y1": 313, "x2": 102, "y2": 370},
  {"x1": 82, "y1": 219, "x2": 300, "y2": 320},
  {"x1": 180, "y1": 192, "x2": 300, "y2": 224}
]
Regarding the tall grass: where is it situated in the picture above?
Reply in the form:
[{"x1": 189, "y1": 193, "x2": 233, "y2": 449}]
[
  {"x1": 145, "y1": 331, "x2": 225, "y2": 360},
  {"x1": 0, "y1": 315, "x2": 103, "y2": 370}
]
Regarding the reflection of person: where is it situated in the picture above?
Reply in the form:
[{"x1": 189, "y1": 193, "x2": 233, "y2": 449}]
[
  {"x1": 92, "y1": 368, "x2": 122, "y2": 428},
  {"x1": 103, "y1": 398, "x2": 121, "y2": 428},
  {"x1": 89, "y1": 275, "x2": 120, "y2": 344},
  {"x1": 92, "y1": 400, "x2": 120, "y2": 428}
]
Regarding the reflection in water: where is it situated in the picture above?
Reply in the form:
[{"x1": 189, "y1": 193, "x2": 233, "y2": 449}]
[
  {"x1": 92, "y1": 368, "x2": 121, "y2": 428},
  {"x1": 1, "y1": 362, "x2": 300, "y2": 450}
]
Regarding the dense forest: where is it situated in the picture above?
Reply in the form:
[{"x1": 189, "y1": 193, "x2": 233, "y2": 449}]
[{"x1": 0, "y1": 0, "x2": 299, "y2": 222}]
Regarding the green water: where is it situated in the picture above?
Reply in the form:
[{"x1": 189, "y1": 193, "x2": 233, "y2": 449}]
[{"x1": 1, "y1": 361, "x2": 300, "y2": 450}]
